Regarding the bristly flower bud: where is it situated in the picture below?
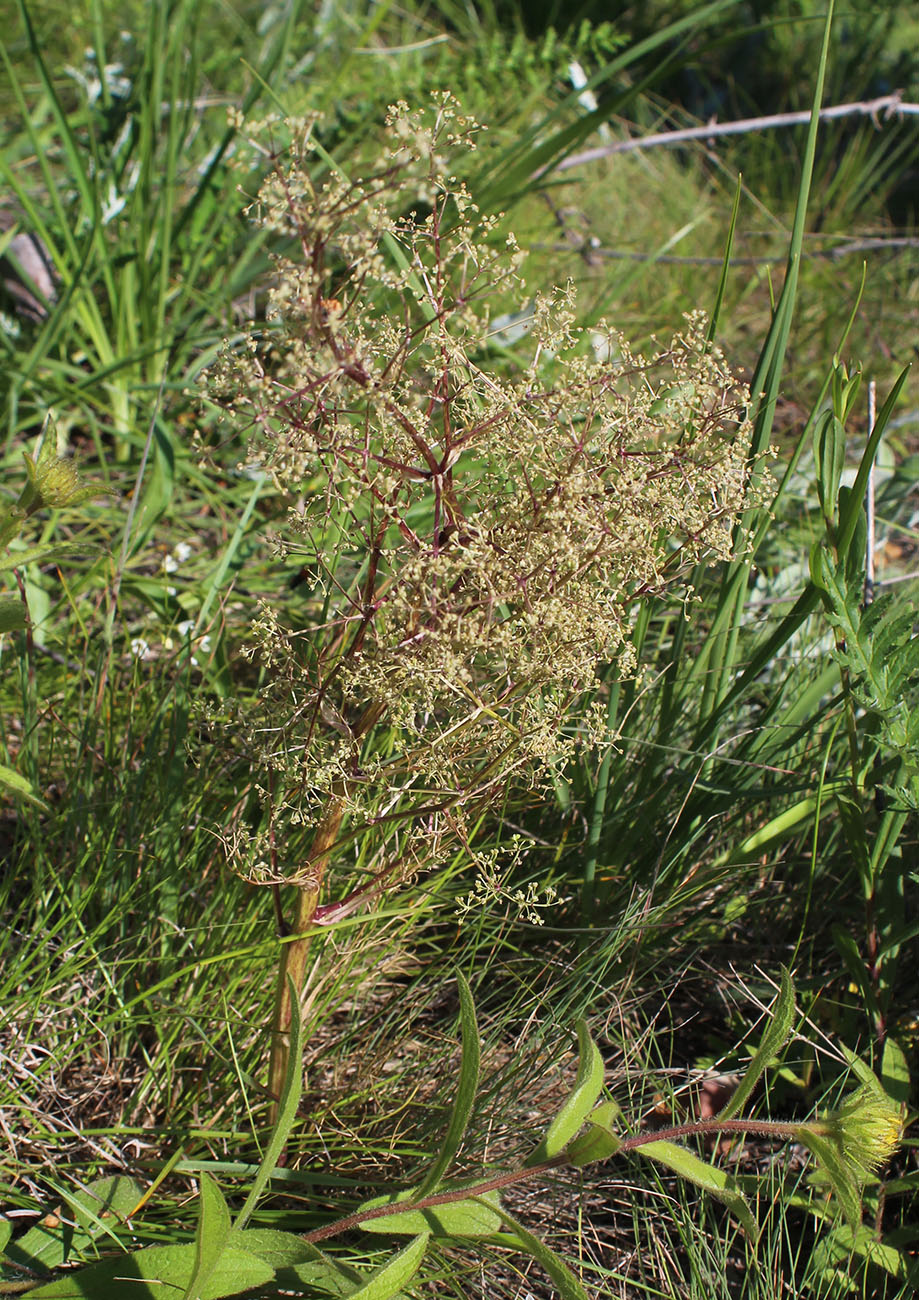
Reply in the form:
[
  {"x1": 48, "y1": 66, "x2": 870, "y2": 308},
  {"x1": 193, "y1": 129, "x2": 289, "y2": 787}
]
[
  {"x1": 804, "y1": 1084, "x2": 902, "y2": 1185},
  {"x1": 17, "y1": 415, "x2": 116, "y2": 516}
]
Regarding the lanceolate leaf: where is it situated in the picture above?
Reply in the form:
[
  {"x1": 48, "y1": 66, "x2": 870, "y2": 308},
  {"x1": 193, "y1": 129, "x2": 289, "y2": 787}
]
[
  {"x1": 566, "y1": 1100, "x2": 623, "y2": 1166},
  {"x1": 720, "y1": 968, "x2": 796, "y2": 1120},
  {"x1": 0, "y1": 540, "x2": 99, "y2": 573},
  {"x1": 796, "y1": 1129, "x2": 862, "y2": 1230},
  {"x1": 526, "y1": 1020, "x2": 604, "y2": 1166},
  {"x1": 413, "y1": 972, "x2": 480, "y2": 1198},
  {"x1": 28, "y1": 1243, "x2": 274, "y2": 1298},
  {"x1": 635, "y1": 1140, "x2": 758, "y2": 1238},
  {"x1": 344, "y1": 1233, "x2": 429, "y2": 1300},
  {"x1": 488, "y1": 1205, "x2": 590, "y2": 1300},
  {"x1": 182, "y1": 1174, "x2": 231, "y2": 1300},
  {"x1": 358, "y1": 1189, "x2": 501, "y2": 1237},
  {"x1": 2, "y1": 1176, "x2": 142, "y2": 1280}
]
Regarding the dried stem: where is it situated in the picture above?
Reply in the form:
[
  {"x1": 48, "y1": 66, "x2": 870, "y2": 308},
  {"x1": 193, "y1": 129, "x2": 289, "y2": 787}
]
[{"x1": 267, "y1": 797, "x2": 344, "y2": 1115}]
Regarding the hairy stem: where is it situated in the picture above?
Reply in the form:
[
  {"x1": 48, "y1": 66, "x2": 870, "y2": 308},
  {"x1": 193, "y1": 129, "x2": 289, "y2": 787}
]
[{"x1": 301, "y1": 1116, "x2": 803, "y2": 1244}]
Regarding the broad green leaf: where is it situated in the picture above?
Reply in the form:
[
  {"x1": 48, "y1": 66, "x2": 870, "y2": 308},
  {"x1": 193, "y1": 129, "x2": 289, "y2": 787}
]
[
  {"x1": 881, "y1": 1039, "x2": 910, "y2": 1107},
  {"x1": 0, "y1": 761, "x2": 45, "y2": 807},
  {"x1": 28, "y1": 1243, "x2": 274, "y2": 1298},
  {"x1": 344, "y1": 1233, "x2": 428, "y2": 1300},
  {"x1": 0, "y1": 1218, "x2": 11, "y2": 1253},
  {"x1": 488, "y1": 1205, "x2": 590, "y2": 1300},
  {"x1": 69, "y1": 1177, "x2": 143, "y2": 1241},
  {"x1": 720, "y1": 968, "x2": 795, "y2": 1120},
  {"x1": 275, "y1": 1235, "x2": 363, "y2": 1295},
  {"x1": 284, "y1": 1257, "x2": 360, "y2": 1296},
  {"x1": 526, "y1": 1020, "x2": 604, "y2": 1165},
  {"x1": 413, "y1": 972, "x2": 480, "y2": 1198},
  {"x1": 636, "y1": 1140, "x2": 758, "y2": 1238},
  {"x1": 233, "y1": 975, "x2": 303, "y2": 1230},
  {"x1": 566, "y1": 1101, "x2": 623, "y2": 1166},
  {"x1": 359, "y1": 1189, "x2": 501, "y2": 1237},
  {"x1": 227, "y1": 1227, "x2": 317, "y2": 1268},
  {"x1": 2, "y1": 1177, "x2": 142, "y2": 1280},
  {"x1": 0, "y1": 596, "x2": 26, "y2": 632},
  {"x1": 819, "y1": 1220, "x2": 919, "y2": 1285},
  {"x1": 182, "y1": 1174, "x2": 231, "y2": 1300}
]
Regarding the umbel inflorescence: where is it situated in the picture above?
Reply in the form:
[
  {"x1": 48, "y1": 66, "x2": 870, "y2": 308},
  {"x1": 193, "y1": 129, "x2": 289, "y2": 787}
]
[{"x1": 206, "y1": 95, "x2": 759, "y2": 885}]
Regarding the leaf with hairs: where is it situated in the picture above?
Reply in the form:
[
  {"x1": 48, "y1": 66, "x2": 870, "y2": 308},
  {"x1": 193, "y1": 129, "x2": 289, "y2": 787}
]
[
  {"x1": 343, "y1": 1233, "x2": 428, "y2": 1300},
  {"x1": 358, "y1": 1189, "x2": 501, "y2": 1237},
  {"x1": 488, "y1": 1205, "x2": 590, "y2": 1300},
  {"x1": 0, "y1": 596, "x2": 26, "y2": 632},
  {"x1": 182, "y1": 1174, "x2": 231, "y2": 1300},
  {"x1": 28, "y1": 1243, "x2": 274, "y2": 1298},
  {"x1": 635, "y1": 1140, "x2": 758, "y2": 1238},
  {"x1": 526, "y1": 1020, "x2": 604, "y2": 1165},
  {"x1": 720, "y1": 968, "x2": 795, "y2": 1120}
]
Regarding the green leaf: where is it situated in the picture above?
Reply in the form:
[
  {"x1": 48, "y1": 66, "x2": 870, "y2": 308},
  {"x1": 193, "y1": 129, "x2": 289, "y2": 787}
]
[
  {"x1": 0, "y1": 1218, "x2": 11, "y2": 1254},
  {"x1": 233, "y1": 974, "x2": 303, "y2": 1230},
  {"x1": 359, "y1": 1189, "x2": 501, "y2": 1237},
  {"x1": 0, "y1": 761, "x2": 46, "y2": 807},
  {"x1": 635, "y1": 1140, "x2": 758, "y2": 1238},
  {"x1": 566, "y1": 1101, "x2": 623, "y2": 1166},
  {"x1": 881, "y1": 1039, "x2": 910, "y2": 1107},
  {"x1": 488, "y1": 1205, "x2": 590, "y2": 1300},
  {"x1": 344, "y1": 1233, "x2": 429, "y2": 1299},
  {"x1": 813, "y1": 408, "x2": 846, "y2": 524},
  {"x1": 720, "y1": 968, "x2": 796, "y2": 1120},
  {"x1": 182, "y1": 1174, "x2": 231, "y2": 1300},
  {"x1": 1, "y1": 1177, "x2": 142, "y2": 1280},
  {"x1": 0, "y1": 540, "x2": 99, "y2": 573},
  {"x1": 526, "y1": 1020, "x2": 604, "y2": 1165},
  {"x1": 226, "y1": 1227, "x2": 317, "y2": 1268},
  {"x1": 0, "y1": 595, "x2": 26, "y2": 632},
  {"x1": 28, "y1": 1243, "x2": 274, "y2": 1298},
  {"x1": 797, "y1": 1129, "x2": 862, "y2": 1230},
  {"x1": 413, "y1": 972, "x2": 480, "y2": 1198},
  {"x1": 283, "y1": 1257, "x2": 360, "y2": 1296}
]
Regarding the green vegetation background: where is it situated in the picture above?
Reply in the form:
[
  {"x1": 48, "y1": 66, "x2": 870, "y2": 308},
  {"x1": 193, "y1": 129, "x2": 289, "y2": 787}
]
[{"x1": 1, "y1": 1, "x2": 918, "y2": 1296}]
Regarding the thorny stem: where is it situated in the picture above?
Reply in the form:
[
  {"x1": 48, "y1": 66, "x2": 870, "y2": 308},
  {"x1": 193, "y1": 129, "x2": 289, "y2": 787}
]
[{"x1": 301, "y1": 1117, "x2": 804, "y2": 1244}]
